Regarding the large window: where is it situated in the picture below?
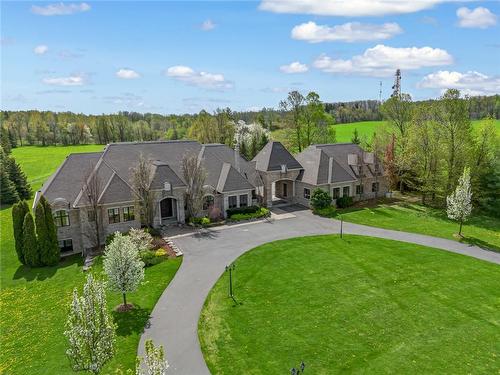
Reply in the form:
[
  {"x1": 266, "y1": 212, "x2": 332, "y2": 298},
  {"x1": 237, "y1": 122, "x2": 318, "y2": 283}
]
[
  {"x1": 228, "y1": 195, "x2": 237, "y2": 209},
  {"x1": 303, "y1": 188, "x2": 311, "y2": 199},
  {"x1": 108, "y1": 208, "x2": 120, "y2": 224},
  {"x1": 123, "y1": 206, "x2": 135, "y2": 222},
  {"x1": 203, "y1": 195, "x2": 214, "y2": 210},
  {"x1": 356, "y1": 184, "x2": 364, "y2": 195},
  {"x1": 343, "y1": 186, "x2": 350, "y2": 197},
  {"x1": 54, "y1": 210, "x2": 70, "y2": 227},
  {"x1": 332, "y1": 187, "x2": 341, "y2": 199},
  {"x1": 58, "y1": 239, "x2": 73, "y2": 253},
  {"x1": 239, "y1": 194, "x2": 248, "y2": 207},
  {"x1": 372, "y1": 182, "x2": 379, "y2": 193}
]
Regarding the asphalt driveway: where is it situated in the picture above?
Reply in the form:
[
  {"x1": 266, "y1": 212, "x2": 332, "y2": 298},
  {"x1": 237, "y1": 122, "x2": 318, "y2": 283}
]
[{"x1": 138, "y1": 206, "x2": 500, "y2": 374}]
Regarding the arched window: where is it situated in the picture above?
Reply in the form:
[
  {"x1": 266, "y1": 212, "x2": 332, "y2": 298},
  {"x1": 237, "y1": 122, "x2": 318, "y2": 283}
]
[
  {"x1": 54, "y1": 210, "x2": 70, "y2": 227},
  {"x1": 203, "y1": 195, "x2": 214, "y2": 210}
]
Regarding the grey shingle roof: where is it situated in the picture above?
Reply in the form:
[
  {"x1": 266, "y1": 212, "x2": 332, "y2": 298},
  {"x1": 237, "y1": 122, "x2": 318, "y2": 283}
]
[
  {"x1": 252, "y1": 141, "x2": 303, "y2": 172},
  {"x1": 98, "y1": 173, "x2": 134, "y2": 204},
  {"x1": 39, "y1": 152, "x2": 102, "y2": 206},
  {"x1": 296, "y1": 143, "x2": 377, "y2": 185}
]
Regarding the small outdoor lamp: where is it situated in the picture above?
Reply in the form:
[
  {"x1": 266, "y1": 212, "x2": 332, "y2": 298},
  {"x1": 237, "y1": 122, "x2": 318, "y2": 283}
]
[
  {"x1": 300, "y1": 362, "x2": 305, "y2": 372},
  {"x1": 290, "y1": 368, "x2": 297, "y2": 375},
  {"x1": 225, "y1": 263, "x2": 235, "y2": 298}
]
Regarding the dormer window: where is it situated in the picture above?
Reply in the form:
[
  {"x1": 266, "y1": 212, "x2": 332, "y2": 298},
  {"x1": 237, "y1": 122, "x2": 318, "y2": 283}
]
[
  {"x1": 281, "y1": 164, "x2": 287, "y2": 173},
  {"x1": 164, "y1": 181, "x2": 171, "y2": 191}
]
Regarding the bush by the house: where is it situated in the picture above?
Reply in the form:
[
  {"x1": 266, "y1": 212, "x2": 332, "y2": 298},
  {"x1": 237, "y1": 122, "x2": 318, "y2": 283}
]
[
  {"x1": 129, "y1": 227, "x2": 153, "y2": 251},
  {"x1": 12, "y1": 200, "x2": 29, "y2": 264},
  {"x1": 22, "y1": 211, "x2": 41, "y2": 267},
  {"x1": 313, "y1": 206, "x2": 337, "y2": 218},
  {"x1": 229, "y1": 207, "x2": 270, "y2": 222},
  {"x1": 144, "y1": 226, "x2": 162, "y2": 238},
  {"x1": 336, "y1": 196, "x2": 353, "y2": 208},
  {"x1": 310, "y1": 189, "x2": 332, "y2": 210},
  {"x1": 226, "y1": 205, "x2": 260, "y2": 217},
  {"x1": 105, "y1": 232, "x2": 120, "y2": 247},
  {"x1": 35, "y1": 195, "x2": 60, "y2": 266},
  {"x1": 189, "y1": 216, "x2": 211, "y2": 226},
  {"x1": 140, "y1": 249, "x2": 165, "y2": 267}
]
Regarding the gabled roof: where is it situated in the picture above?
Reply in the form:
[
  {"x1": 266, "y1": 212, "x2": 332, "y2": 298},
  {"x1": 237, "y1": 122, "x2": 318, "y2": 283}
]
[
  {"x1": 296, "y1": 143, "x2": 377, "y2": 185},
  {"x1": 38, "y1": 152, "x2": 102, "y2": 207},
  {"x1": 98, "y1": 172, "x2": 134, "y2": 204},
  {"x1": 150, "y1": 161, "x2": 186, "y2": 189},
  {"x1": 252, "y1": 141, "x2": 302, "y2": 172}
]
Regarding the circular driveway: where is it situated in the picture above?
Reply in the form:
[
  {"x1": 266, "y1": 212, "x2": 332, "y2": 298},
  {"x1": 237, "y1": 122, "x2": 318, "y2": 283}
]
[{"x1": 138, "y1": 207, "x2": 500, "y2": 374}]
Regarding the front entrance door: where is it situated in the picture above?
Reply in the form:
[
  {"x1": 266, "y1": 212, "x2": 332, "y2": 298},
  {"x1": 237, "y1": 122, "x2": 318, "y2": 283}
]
[
  {"x1": 160, "y1": 198, "x2": 174, "y2": 219},
  {"x1": 283, "y1": 183, "x2": 288, "y2": 197}
]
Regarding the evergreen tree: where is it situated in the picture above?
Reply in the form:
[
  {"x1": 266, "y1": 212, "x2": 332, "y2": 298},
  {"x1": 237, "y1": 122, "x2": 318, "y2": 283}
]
[
  {"x1": 0, "y1": 166, "x2": 19, "y2": 204},
  {"x1": 22, "y1": 211, "x2": 41, "y2": 267},
  {"x1": 6, "y1": 156, "x2": 31, "y2": 199},
  {"x1": 0, "y1": 127, "x2": 12, "y2": 154},
  {"x1": 42, "y1": 195, "x2": 60, "y2": 264},
  {"x1": 12, "y1": 200, "x2": 29, "y2": 264},
  {"x1": 351, "y1": 128, "x2": 361, "y2": 145}
]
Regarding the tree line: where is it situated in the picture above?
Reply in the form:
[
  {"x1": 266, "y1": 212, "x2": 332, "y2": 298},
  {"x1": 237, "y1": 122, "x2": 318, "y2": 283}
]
[{"x1": 363, "y1": 89, "x2": 498, "y2": 217}]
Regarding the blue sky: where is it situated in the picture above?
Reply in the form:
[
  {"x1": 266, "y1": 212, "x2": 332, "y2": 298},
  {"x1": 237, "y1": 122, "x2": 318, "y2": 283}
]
[{"x1": 1, "y1": 0, "x2": 499, "y2": 114}]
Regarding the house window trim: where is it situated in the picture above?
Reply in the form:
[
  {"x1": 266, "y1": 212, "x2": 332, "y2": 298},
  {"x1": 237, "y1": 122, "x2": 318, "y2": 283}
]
[
  {"x1": 356, "y1": 184, "x2": 364, "y2": 195},
  {"x1": 342, "y1": 186, "x2": 350, "y2": 197},
  {"x1": 228, "y1": 195, "x2": 238, "y2": 209},
  {"x1": 332, "y1": 187, "x2": 341, "y2": 199},
  {"x1": 239, "y1": 194, "x2": 248, "y2": 208},
  {"x1": 303, "y1": 188, "x2": 311, "y2": 200},
  {"x1": 54, "y1": 209, "x2": 70, "y2": 227},
  {"x1": 372, "y1": 182, "x2": 380, "y2": 193},
  {"x1": 123, "y1": 206, "x2": 135, "y2": 222},
  {"x1": 58, "y1": 238, "x2": 74, "y2": 253},
  {"x1": 107, "y1": 207, "x2": 121, "y2": 224}
]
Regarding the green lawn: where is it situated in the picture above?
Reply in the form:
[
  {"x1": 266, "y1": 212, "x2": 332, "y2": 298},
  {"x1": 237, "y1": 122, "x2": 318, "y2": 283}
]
[
  {"x1": 1, "y1": 145, "x2": 181, "y2": 374},
  {"x1": 336, "y1": 202, "x2": 500, "y2": 252},
  {"x1": 199, "y1": 235, "x2": 500, "y2": 374}
]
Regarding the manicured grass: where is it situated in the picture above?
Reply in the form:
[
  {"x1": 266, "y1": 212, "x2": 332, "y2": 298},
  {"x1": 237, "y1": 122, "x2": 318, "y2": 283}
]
[
  {"x1": 1, "y1": 145, "x2": 181, "y2": 374},
  {"x1": 199, "y1": 235, "x2": 500, "y2": 374},
  {"x1": 337, "y1": 202, "x2": 500, "y2": 252}
]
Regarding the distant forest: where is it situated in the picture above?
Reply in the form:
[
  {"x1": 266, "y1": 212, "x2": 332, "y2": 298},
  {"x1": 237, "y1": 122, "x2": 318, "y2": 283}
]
[{"x1": 0, "y1": 94, "x2": 498, "y2": 148}]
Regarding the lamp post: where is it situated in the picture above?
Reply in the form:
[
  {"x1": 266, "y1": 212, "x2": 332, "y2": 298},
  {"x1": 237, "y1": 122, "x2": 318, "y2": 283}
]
[
  {"x1": 225, "y1": 263, "x2": 235, "y2": 298},
  {"x1": 340, "y1": 215, "x2": 343, "y2": 239},
  {"x1": 290, "y1": 361, "x2": 306, "y2": 374}
]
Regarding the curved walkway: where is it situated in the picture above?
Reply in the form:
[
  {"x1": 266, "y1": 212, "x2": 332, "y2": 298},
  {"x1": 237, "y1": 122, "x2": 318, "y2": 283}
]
[{"x1": 138, "y1": 207, "x2": 500, "y2": 374}]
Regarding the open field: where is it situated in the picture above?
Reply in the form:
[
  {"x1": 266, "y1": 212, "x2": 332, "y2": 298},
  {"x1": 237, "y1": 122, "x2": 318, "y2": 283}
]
[
  {"x1": 199, "y1": 235, "x2": 500, "y2": 374},
  {"x1": 1, "y1": 145, "x2": 181, "y2": 374},
  {"x1": 333, "y1": 201, "x2": 500, "y2": 252},
  {"x1": 272, "y1": 119, "x2": 500, "y2": 145}
]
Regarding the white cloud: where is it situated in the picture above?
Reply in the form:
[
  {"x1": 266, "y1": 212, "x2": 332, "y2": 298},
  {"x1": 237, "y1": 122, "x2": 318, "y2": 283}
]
[
  {"x1": 280, "y1": 61, "x2": 309, "y2": 74},
  {"x1": 259, "y1": 0, "x2": 447, "y2": 17},
  {"x1": 313, "y1": 44, "x2": 453, "y2": 77},
  {"x1": 42, "y1": 73, "x2": 87, "y2": 86},
  {"x1": 418, "y1": 70, "x2": 500, "y2": 95},
  {"x1": 31, "y1": 2, "x2": 91, "y2": 16},
  {"x1": 200, "y1": 19, "x2": 216, "y2": 31},
  {"x1": 116, "y1": 68, "x2": 140, "y2": 79},
  {"x1": 456, "y1": 7, "x2": 497, "y2": 29},
  {"x1": 166, "y1": 65, "x2": 232, "y2": 90},
  {"x1": 34, "y1": 45, "x2": 49, "y2": 55},
  {"x1": 291, "y1": 21, "x2": 402, "y2": 43}
]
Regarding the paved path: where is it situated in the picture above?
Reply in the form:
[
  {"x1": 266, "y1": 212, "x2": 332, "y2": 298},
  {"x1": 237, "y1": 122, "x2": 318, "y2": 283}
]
[{"x1": 138, "y1": 207, "x2": 500, "y2": 374}]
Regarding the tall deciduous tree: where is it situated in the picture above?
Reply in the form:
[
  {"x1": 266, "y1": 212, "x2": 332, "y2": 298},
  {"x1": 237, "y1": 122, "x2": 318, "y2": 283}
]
[
  {"x1": 12, "y1": 200, "x2": 29, "y2": 264},
  {"x1": 103, "y1": 232, "x2": 145, "y2": 309},
  {"x1": 64, "y1": 274, "x2": 116, "y2": 374},
  {"x1": 22, "y1": 211, "x2": 41, "y2": 267},
  {"x1": 136, "y1": 340, "x2": 169, "y2": 375},
  {"x1": 182, "y1": 152, "x2": 207, "y2": 220},
  {"x1": 280, "y1": 91, "x2": 305, "y2": 152},
  {"x1": 131, "y1": 154, "x2": 155, "y2": 228},
  {"x1": 446, "y1": 167, "x2": 472, "y2": 236}
]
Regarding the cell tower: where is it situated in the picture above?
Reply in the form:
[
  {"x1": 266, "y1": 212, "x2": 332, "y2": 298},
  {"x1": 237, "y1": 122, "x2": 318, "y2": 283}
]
[
  {"x1": 378, "y1": 81, "x2": 383, "y2": 103},
  {"x1": 391, "y1": 69, "x2": 401, "y2": 98}
]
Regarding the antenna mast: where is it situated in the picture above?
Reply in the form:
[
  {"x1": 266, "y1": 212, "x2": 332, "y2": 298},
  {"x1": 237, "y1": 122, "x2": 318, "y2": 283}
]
[
  {"x1": 378, "y1": 81, "x2": 383, "y2": 103},
  {"x1": 391, "y1": 69, "x2": 401, "y2": 98}
]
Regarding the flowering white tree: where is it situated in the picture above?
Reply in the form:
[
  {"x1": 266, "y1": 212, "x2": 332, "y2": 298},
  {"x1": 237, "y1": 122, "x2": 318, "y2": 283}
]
[
  {"x1": 103, "y1": 232, "x2": 145, "y2": 309},
  {"x1": 136, "y1": 339, "x2": 169, "y2": 375},
  {"x1": 64, "y1": 274, "x2": 116, "y2": 374},
  {"x1": 129, "y1": 228, "x2": 153, "y2": 252},
  {"x1": 446, "y1": 167, "x2": 472, "y2": 236}
]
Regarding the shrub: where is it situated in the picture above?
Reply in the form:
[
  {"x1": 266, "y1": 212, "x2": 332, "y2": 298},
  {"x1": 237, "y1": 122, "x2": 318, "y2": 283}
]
[
  {"x1": 140, "y1": 250, "x2": 164, "y2": 267},
  {"x1": 155, "y1": 248, "x2": 167, "y2": 257},
  {"x1": 105, "y1": 232, "x2": 119, "y2": 247},
  {"x1": 23, "y1": 211, "x2": 41, "y2": 267},
  {"x1": 144, "y1": 226, "x2": 162, "y2": 238},
  {"x1": 35, "y1": 195, "x2": 60, "y2": 266},
  {"x1": 189, "y1": 216, "x2": 210, "y2": 226},
  {"x1": 226, "y1": 205, "x2": 260, "y2": 217},
  {"x1": 229, "y1": 207, "x2": 270, "y2": 221},
  {"x1": 310, "y1": 189, "x2": 332, "y2": 210},
  {"x1": 313, "y1": 206, "x2": 337, "y2": 218},
  {"x1": 151, "y1": 237, "x2": 168, "y2": 250},
  {"x1": 336, "y1": 196, "x2": 353, "y2": 208}
]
